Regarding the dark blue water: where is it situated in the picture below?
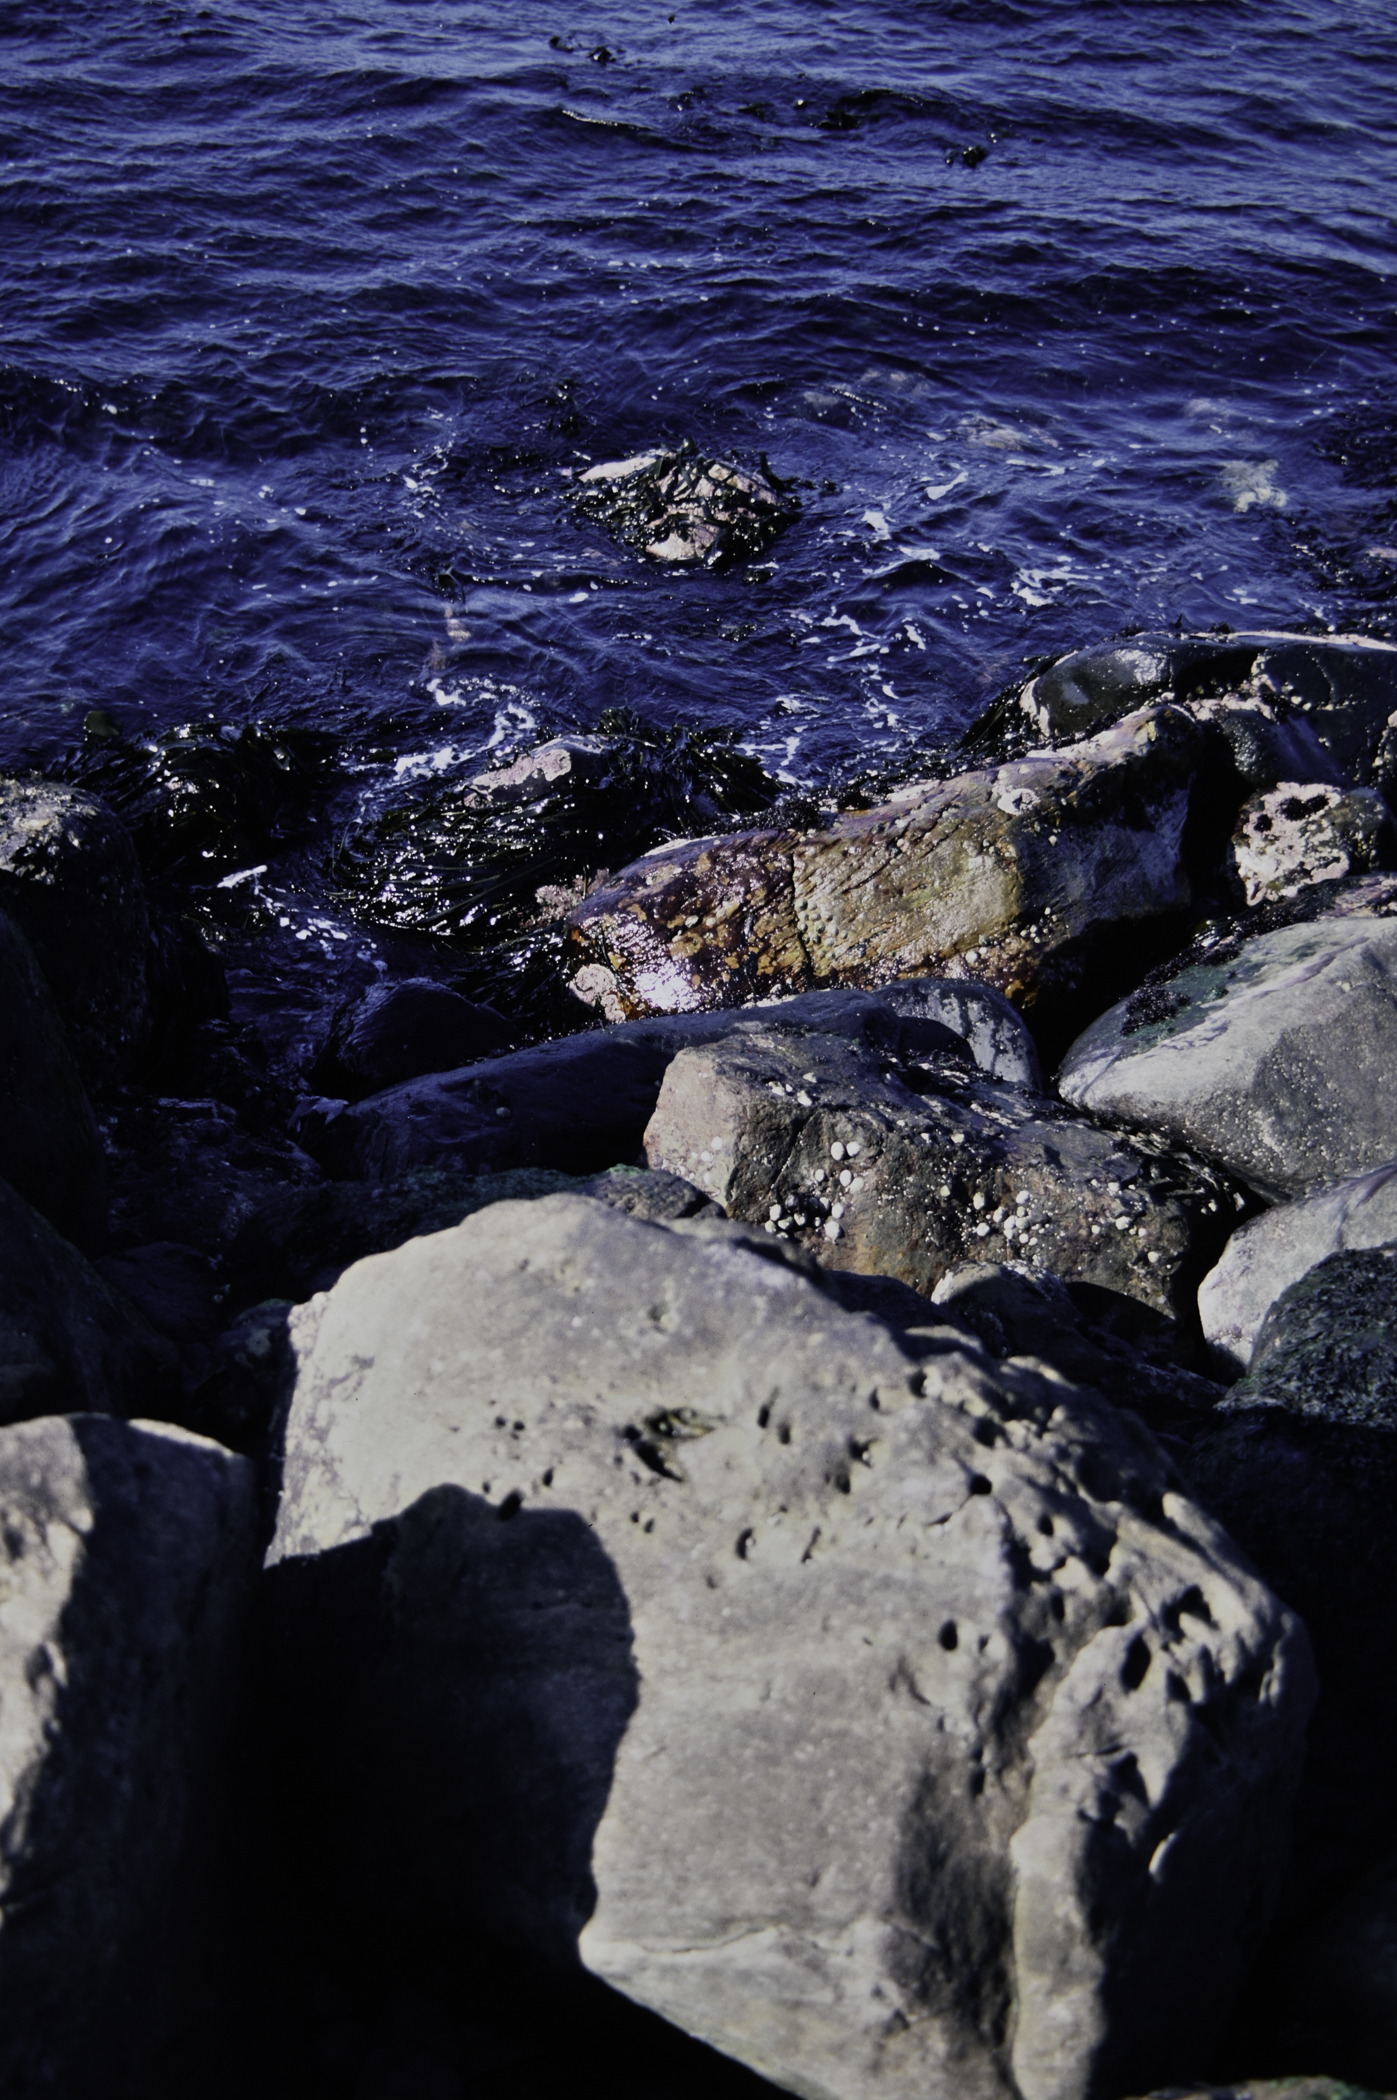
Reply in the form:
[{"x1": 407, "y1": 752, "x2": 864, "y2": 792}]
[{"x1": 4, "y1": 0, "x2": 1397, "y2": 999}]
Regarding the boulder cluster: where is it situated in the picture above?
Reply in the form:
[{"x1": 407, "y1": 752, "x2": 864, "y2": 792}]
[{"x1": 5, "y1": 630, "x2": 1397, "y2": 2100}]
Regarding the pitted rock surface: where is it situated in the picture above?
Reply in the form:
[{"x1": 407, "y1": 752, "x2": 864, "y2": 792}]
[
  {"x1": 1227, "y1": 783, "x2": 1394, "y2": 908},
  {"x1": 268, "y1": 1194, "x2": 1311, "y2": 2100},
  {"x1": 643, "y1": 1024, "x2": 1245, "y2": 1347},
  {"x1": 1059, "y1": 910, "x2": 1397, "y2": 1199}
]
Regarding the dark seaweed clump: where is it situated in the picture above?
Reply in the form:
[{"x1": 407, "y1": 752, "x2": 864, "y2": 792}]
[{"x1": 567, "y1": 440, "x2": 799, "y2": 570}]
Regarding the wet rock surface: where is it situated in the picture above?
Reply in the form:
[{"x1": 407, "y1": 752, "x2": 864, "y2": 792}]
[
  {"x1": 0, "y1": 1176, "x2": 179, "y2": 1427},
  {"x1": 569, "y1": 704, "x2": 1222, "y2": 1055},
  {"x1": 0, "y1": 778, "x2": 154, "y2": 1085},
  {"x1": 643, "y1": 1022, "x2": 1246, "y2": 1355},
  {"x1": 266, "y1": 1193, "x2": 1311, "y2": 2100},
  {"x1": 1199, "y1": 1160, "x2": 1397, "y2": 1372},
  {"x1": 1059, "y1": 906, "x2": 1397, "y2": 1198},
  {"x1": 0, "y1": 1414, "x2": 254, "y2": 2099},
  {"x1": 0, "y1": 906, "x2": 106, "y2": 1249}
]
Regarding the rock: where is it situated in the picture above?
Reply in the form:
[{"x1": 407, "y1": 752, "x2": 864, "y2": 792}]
[
  {"x1": 0, "y1": 1175, "x2": 179, "y2": 1426},
  {"x1": 0, "y1": 777, "x2": 153, "y2": 1085},
  {"x1": 309, "y1": 980, "x2": 515, "y2": 1100},
  {"x1": 265, "y1": 1194, "x2": 1312, "y2": 2100},
  {"x1": 287, "y1": 991, "x2": 969, "y2": 1187},
  {"x1": 576, "y1": 1165, "x2": 722, "y2": 1222},
  {"x1": 929, "y1": 1262, "x2": 1226, "y2": 1446},
  {"x1": 0, "y1": 906, "x2": 106, "y2": 1248},
  {"x1": 101, "y1": 1093, "x2": 324, "y2": 1258},
  {"x1": 964, "y1": 630, "x2": 1397, "y2": 786},
  {"x1": 874, "y1": 977, "x2": 1043, "y2": 1087},
  {"x1": 185, "y1": 1300, "x2": 296, "y2": 1459},
  {"x1": 568, "y1": 441, "x2": 797, "y2": 567},
  {"x1": 1119, "y1": 2083, "x2": 1392, "y2": 2100},
  {"x1": 0, "y1": 1413, "x2": 254, "y2": 2097},
  {"x1": 93, "y1": 1241, "x2": 221, "y2": 1347},
  {"x1": 225, "y1": 1166, "x2": 581, "y2": 1306},
  {"x1": 1186, "y1": 1252, "x2": 1397, "y2": 1916},
  {"x1": 1227, "y1": 783, "x2": 1395, "y2": 907},
  {"x1": 464, "y1": 737, "x2": 609, "y2": 805},
  {"x1": 643, "y1": 1022, "x2": 1246, "y2": 1355},
  {"x1": 1059, "y1": 907, "x2": 1397, "y2": 1199},
  {"x1": 1263, "y1": 1852, "x2": 1397, "y2": 2090},
  {"x1": 1198, "y1": 1161, "x2": 1397, "y2": 1373},
  {"x1": 569, "y1": 705, "x2": 1220, "y2": 1055}
]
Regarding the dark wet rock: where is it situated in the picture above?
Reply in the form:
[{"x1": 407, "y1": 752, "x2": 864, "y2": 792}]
[
  {"x1": 1059, "y1": 906, "x2": 1397, "y2": 1199},
  {"x1": 567, "y1": 440, "x2": 797, "y2": 568},
  {"x1": 963, "y1": 630, "x2": 1397, "y2": 787},
  {"x1": 265, "y1": 1192, "x2": 1310, "y2": 2100},
  {"x1": 0, "y1": 1175, "x2": 179, "y2": 1426},
  {"x1": 308, "y1": 979, "x2": 515, "y2": 1100},
  {"x1": 1186, "y1": 1251, "x2": 1397, "y2": 1923},
  {"x1": 0, "y1": 777, "x2": 153, "y2": 1085},
  {"x1": 331, "y1": 712, "x2": 781, "y2": 1037},
  {"x1": 874, "y1": 975, "x2": 1042, "y2": 1086},
  {"x1": 928, "y1": 1260, "x2": 1227, "y2": 1446},
  {"x1": 93, "y1": 1241, "x2": 221, "y2": 1348},
  {"x1": 569, "y1": 704, "x2": 1229, "y2": 1056},
  {"x1": 1227, "y1": 782, "x2": 1395, "y2": 907},
  {"x1": 1199, "y1": 1160, "x2": 1397, "y2": 1373},
  {"x1": 101, "y1": 1093, "x2": 323, "y2": 1259},
  {"x1": 642, "y1": 1022, "x2": 1247, "y2": 1358},
  {"x1": 185, "y1": 1299, "x2": 296, "y2": 1458},
  {"x1": 225, "y1": 1166, "x2": 579, "y2": 1307},
  {"x1": 0, "y1": 906, "x2": 106, "y2": 1249},
  {"x1": 67, "y1": 716, "x2": 337, "y2": 877},
  {"x1": 0, "y1": 1413, "x2": 253, "y2": 2099}
]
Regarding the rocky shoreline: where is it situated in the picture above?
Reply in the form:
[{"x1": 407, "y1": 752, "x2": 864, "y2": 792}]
[{"x1": 5, "y1": 628, "x2": 1397, "y2": 2098}]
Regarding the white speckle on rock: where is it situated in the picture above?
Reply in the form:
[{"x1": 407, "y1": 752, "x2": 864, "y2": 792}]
[
  {"x1": 823, "y1": 1218, "x2": 841, "y2": 1241},
  {"x1": 830, "y1": 1142, "x2": 845, "y2": 1160}
]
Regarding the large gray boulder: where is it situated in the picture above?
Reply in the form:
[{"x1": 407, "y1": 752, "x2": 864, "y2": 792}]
[
  {"x1": 267, "y1": 1195, "x2": 1312, "y2": 2100},
  {"x1": 1059, "y1": 909, "x2": 1397, "y2": 1199},
  {"x1": 0, "y1": 1175, "x2": 178, "y2": 1426},
  {"x1": 0, "y1": 779, "x2": 153, "y2": 1086},
  {"x1": 1198, "y1": 1160, "x2": 1397, "y2": 1372},
  {"x1": 642, "y1": 1021, "x2": 1245, "y2": 1353},
  {"x1": 0, "y1": 907, "x2": 105, "y2": 1248},
  {"x1": 0, "y1": 1414, "x2": 254, "y2": 2097},
  {"x1": 568, "y1": 705, "x2": 1212, "y2": 1049}
]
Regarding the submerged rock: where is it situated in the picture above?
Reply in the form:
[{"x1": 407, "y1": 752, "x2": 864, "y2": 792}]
[
  {"x1": 642, "y1": 1021, "x2": 1245, "y2": 1353},
  {"x1": 0, "y1": 907, "x2": 106, "y2": 1249},
  {"x1": 266, "y1": 1194, "x2": 1311, "y2": 2100},
  {"x1": 1198, "y1": 1160, "x2": 1397, "y2": 1373},
  {"x1": 0, "y1": 1176, "x2": 178, "y2": 1427},
  {"x1": 568, "y1": 440, "x2": 797, "y2": 567},
  {"x1": 1059, "y1": 905, "x2": 1397, "y2": 1199},
  {"x1": 0, "y1": 778, "x2": 153, "y2": 1085},
  {"x1": 0, "y1": 1414, "x2": 253, "y2": 2099},
  {"x1": 569, "y1": 704, "x2": 1220, "y2": 1052}
]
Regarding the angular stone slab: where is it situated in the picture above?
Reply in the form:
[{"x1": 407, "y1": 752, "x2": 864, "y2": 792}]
[
  {"x1": 267, "y1": 1195, "x2": 1311, "y2": 2100},
  {"x1": 0, "y1": 1414, "x2": 254, "y2": 2096},
  {"x1": 1059, "y1": 912, "x2": 1397, "y2": 1199},
  {"x1": 1199, "y1": 1160, "x2": 1397, "y2": 1372},
  {"x1": 644, "y1": 1024, "x2": 1245, "y2": 1347}
]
